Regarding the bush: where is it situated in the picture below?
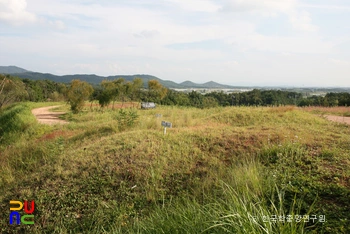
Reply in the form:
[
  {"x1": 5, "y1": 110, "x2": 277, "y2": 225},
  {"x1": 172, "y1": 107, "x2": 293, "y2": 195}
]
[
  {"x1": 67, "y1": 80, "x2": 93, "y2": 113},
  {"x1": 116, "y1": 109, "x2": 139, "y2": 131}
]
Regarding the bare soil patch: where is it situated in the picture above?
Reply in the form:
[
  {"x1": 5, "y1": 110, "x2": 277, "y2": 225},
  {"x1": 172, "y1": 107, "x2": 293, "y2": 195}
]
[
  {"x1": 31, "y1": 105, "x2": 68, "y2": 125},
  {"x1": 325, "y1": 115, "x2": 350, "y2": 125},
  {"x1": 39, "y1": 130, "x2": 75, "y2": 141}
]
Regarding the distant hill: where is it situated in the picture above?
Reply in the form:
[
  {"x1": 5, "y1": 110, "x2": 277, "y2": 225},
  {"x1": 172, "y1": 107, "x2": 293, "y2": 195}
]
[
  {"x1": 0, "y1": 66, "x2": 30, "y2": 74},
  {"x1": 180, "y1": 80, "x2": 232, "y2": 89},
  {"x1": 0, "y1": 66, "x2": 235, "y2": 89},
  {"x1": 180, "y1": 81, "x2": 198, "y2": 87},
  {"x1": 202, "y1": 81, "x2": 231, "y2": 89}
]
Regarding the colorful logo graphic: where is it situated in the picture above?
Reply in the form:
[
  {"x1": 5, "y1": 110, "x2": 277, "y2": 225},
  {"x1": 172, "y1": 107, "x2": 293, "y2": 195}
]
[{"x1": 9, "y1": 200, "x2": 35, "y2": 225}]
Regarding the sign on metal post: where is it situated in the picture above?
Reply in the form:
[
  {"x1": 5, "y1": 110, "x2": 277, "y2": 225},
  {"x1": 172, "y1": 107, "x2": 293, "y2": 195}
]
[
  {"x1": 161, "y1": 121, "x2": 172, "y2": 135},
  {"x1": 161, "y1": 121, "x2": 172, "y2": 128}
]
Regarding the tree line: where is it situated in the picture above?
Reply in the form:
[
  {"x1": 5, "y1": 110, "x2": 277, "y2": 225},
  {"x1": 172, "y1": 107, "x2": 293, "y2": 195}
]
[
  {"x1": 298, "y1": 92, "x2": 350, "y2": 107},
  {"x1": 161, "y1": 89, "x2": 350, "y2": 108},
  {"x1": 161, "y1": 89, "x2": 303, "y2": 108},
  {"x1": 0, "y1": 74, "x2": 169, "y2": 113},
  {"x1": 1, "y1": 74, "x2": 350, "y2": 112},
  {"x1": 0, "y1": 74, "x2": 67, "y2": 108}
]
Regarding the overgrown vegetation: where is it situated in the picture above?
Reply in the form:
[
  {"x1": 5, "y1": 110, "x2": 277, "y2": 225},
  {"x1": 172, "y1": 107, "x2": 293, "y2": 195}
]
[{"x1": 0, "y1": 103, "x2": 349, "y2": 233}]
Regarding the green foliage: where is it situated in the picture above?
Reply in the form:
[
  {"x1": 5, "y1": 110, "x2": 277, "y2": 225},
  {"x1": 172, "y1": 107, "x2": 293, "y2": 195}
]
[
  {"x1": 163, "y1": 89, "x2": 303, "y2": 108},
  {"x1": 97, "y1": 88, "x2": 113, "y2": 108},
  {"x1": 2, "y1": 71, "x2": 350, "y2": 109},
  {"x1": 205, "y1": 91, "x2": 232, "y2": 106},
  {"x1": 0, "y1": 103, "x2": 38, "y2": 144},
  {"x1": 0, "y1": 75, "x2": 28, "y2": 108},
  {"x1": 299, "y1": 92, "x2": 350, "y2": 107},
  {"x1": 161, "y1": 89, "x2": 191, "y2": 106},
  {"x1": 230, "y1": 89, "x2": 302, "y2": 106},
  {"x1": 115, "y1": 108, "x2": 139, "y2": 131},
  {"x1": 147, "y1": 80, "x2": 168, "y2": 103},
  {"x1": 21, "y1": 78, "x2": 67, "y2": 102},
  {"x1": 97, "y1": 78, "x2": 144, "y2": 108},
  {"x1": 130, "y1": 77, "x2": 143, "y2": 101},
  {"x1": 202, "y1": 96, "x2": 219, "y2": 108},
  {"x1": 67, "y1": 79, "x2": 93, "y2": 113},
  {"x1": 130, "y1": 179, "x2": 312, "y2": 234},
  {"x1": 188, "y1": 90, "x2": 203, "y2": 108}
]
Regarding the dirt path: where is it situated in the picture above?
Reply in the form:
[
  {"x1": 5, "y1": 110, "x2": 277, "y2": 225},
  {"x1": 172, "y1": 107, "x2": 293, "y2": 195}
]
[
  {"x1": 325, "y1": 115, "x2": 350, "y2": 125},
  {"x1": 31, "y1": 106, "x2": 68, "y2": 125}
]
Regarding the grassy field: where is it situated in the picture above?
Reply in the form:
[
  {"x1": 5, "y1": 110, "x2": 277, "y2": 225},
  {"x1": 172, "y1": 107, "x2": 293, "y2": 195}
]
[{"x1": 0, "y1": 102, "x2": 349, "y2": 233}]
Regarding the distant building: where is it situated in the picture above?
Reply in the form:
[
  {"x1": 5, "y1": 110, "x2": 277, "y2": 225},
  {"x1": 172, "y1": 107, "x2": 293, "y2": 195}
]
[{"x1": 141, "y1": 102, "x2": 156, "y2": 109}]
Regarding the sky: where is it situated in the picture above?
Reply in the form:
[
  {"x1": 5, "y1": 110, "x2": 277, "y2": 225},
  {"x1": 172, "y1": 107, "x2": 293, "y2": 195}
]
[{"x1": 0, "y1": 0, "x2": 350, "y2": 87}]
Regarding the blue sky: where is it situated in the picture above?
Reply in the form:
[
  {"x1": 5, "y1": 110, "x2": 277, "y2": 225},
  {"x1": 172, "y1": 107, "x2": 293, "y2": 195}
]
[{"x1": 0, "y1": 0, "x2": 349, "y2": 87}]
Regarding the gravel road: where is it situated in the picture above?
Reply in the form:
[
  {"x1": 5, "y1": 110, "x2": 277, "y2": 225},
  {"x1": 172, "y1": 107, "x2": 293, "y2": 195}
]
[{"x1": 31, "y1": 106, "x2": 68, "y2": 125}]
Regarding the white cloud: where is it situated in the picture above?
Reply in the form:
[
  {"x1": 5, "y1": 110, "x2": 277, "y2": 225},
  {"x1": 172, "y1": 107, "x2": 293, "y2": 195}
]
[
  {"x1": 219, "y1": 0, "x2": 318, "y2": 32},
  {"x1": 224, "y1": 60, "x2": 239, "y2": 66},
  {"x1": 288, "y1": 10, "x2": 318, "y2": 32},
  {"x1": 133, "y1": 30, "x2": 160, "y2": 39},
  {"x1": 48, "y1": 20, "x2": 65, "y2": 30},
  {"x1": 329, "y1": 58, "x2": 350, "y2": 65},
  {"x1": 0, "y1": 0, "x2": 36, "y2": 25},
  {"x1": 219, "y1": 0, "x2": 296, "y2": 13},
  {"x1": 299, "y1": 3, "x2": 350, "y2": 11},
  {"x1": 165, "y1": 0, "x2": 220, "y2": 12}
]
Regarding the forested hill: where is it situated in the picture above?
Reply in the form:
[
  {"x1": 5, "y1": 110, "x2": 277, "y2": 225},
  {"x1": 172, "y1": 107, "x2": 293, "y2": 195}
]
[{"x1": 0, "y1": 66, "x2": 234, "y2": 89}]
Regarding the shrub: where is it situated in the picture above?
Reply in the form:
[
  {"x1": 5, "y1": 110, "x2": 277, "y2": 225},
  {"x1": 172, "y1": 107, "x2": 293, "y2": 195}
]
[
  {"x1": 67, "y1": 80, "x2": 93, "y2": 113},
  {"x1": 116, "y1": 109, "x2": 139, "y2": 131}
]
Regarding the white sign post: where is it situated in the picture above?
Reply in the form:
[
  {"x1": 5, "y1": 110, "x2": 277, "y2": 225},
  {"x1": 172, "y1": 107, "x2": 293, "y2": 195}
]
[{"x1": 161, "y1": 121, "x2": 172, "y2": 135}]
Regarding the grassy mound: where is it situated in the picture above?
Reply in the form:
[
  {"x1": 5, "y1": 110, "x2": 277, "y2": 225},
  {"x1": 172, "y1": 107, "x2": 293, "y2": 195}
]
[{"x1": 0, "y1": 103, "x2": 349, "y2": 233}]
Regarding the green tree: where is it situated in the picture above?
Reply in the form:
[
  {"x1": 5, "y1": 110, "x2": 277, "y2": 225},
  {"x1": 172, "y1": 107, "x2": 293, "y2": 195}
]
[
  {"x1": 67, "y1": 79, "x2": 93, "y2": 113},
  {"x1": 188, "y1": 91, "x2": 203, "y2": 108},
  {"x1": 97, "y1": 90, "x2": 113, "y2": 108},
  {"x1": 148, "y1": 80, "x2": 168, "y2": 103},
  {"x1": 98, "y1": 80, "x2": 115, "y2": 108},
  {"x1": 132, "y1": 77, "x2": 143, "y2": 100},
  {"x1": 202, "y1": 96, "x2": 219, "y2": 108},
  {"x1": 0, "y1": 75, "x2": 28, "y2": 108},
  {"x1": 112, "y1": 78, "x2": 126, "y2": 108},
  {"x1": 129, "y1": 78, "x2": 143, "y2": 103}
]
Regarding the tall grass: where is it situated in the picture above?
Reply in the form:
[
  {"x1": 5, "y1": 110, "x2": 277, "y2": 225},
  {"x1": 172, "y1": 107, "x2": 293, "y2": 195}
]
[
  {"x1": 0, "y1": 103, "x2": 36, "y2": 144},
  {"x1": 118, "y1": 146, "x2": 317, "y2": 234}
]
